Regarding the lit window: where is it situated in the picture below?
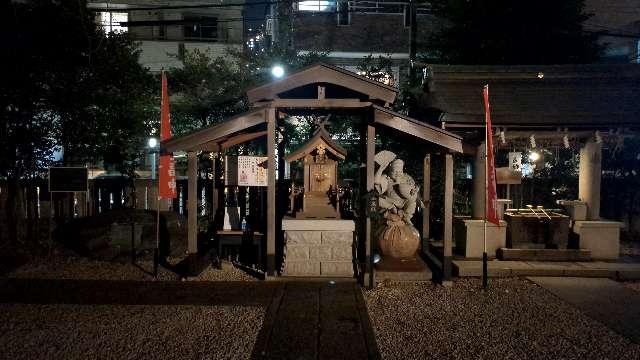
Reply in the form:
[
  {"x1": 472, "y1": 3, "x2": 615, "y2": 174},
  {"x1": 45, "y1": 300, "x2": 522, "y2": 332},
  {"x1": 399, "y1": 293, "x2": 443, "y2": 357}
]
[
  {"x1": 337, "y1": 1, "x2": 350, "y2": 26},
  {"x1": 99, "y1": 12, "x2": 128, "y2": 34},
  {"x1": 298, "y1": 1, "x2": 336, "y2": 12}
]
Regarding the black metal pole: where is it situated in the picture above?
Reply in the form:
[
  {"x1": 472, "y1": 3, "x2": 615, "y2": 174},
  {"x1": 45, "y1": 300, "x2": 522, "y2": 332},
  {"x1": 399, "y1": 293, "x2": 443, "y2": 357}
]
[
  {"x1": 131, "y1": 222, "x2": 136, "y2": 264},
  {"x1": 482, "y1": 251, "x2": 488, "y2": 289}
]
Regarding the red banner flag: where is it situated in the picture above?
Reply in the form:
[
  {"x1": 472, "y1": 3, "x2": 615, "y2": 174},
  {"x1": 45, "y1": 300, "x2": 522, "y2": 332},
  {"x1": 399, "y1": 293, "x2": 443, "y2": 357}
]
[
  {"x1": 483, "y1": 85, "x2": 499, "y2": 226},
  {"x1": 159, "y1": 71, "x2": 177, "y2": 199}
]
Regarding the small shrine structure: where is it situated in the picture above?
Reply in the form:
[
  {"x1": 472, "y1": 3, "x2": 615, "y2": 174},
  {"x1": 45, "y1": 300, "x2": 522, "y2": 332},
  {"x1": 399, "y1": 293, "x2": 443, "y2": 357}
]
[{"x1": 285, "y1": 125, "x2": 346, "y2": 218}]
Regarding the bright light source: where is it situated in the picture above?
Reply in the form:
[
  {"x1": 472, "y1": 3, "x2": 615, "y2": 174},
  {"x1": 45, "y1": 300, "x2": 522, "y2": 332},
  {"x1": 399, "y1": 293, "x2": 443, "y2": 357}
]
[
  {"x1": 373, "y1": 253, "x2": 382, "y2": 264},
  {"x1": 271, "y1": 65, "x2": 285, "y2": 78},
  {"x1": 148, "y1": 138, "x2": 157, "y2": 148},
  {"x1": 529, "y1": 151, "x2": 541, "y2": 162}
]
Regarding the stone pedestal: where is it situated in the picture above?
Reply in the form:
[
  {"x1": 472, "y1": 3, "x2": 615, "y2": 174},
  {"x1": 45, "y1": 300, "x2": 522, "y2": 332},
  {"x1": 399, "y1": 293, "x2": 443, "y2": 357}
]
[
  {"x1": 574, "y1": 221, "x2": 622, "y2": 260},
  {"x1": 282, "y1": 219, "x2": 355, "y2": 277},
  {"x1": 454, "y1": 219, "x2": 507, "y2": 258}
]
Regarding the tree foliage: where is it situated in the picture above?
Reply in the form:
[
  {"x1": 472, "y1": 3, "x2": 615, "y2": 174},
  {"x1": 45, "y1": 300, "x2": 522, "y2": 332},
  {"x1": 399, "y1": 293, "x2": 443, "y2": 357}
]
[
  {"x1": 1, "y1": 0, "x2": 155, "y2": 178},
  {"x1": 427, "y1": 0, "x2": 603, "y2": 64},
  {"x1": 167, "y1": 44, "x2": 327, "y2": 137},
  {"x1": 1, "y1": 0, "x2": 155, "y2": 248}
]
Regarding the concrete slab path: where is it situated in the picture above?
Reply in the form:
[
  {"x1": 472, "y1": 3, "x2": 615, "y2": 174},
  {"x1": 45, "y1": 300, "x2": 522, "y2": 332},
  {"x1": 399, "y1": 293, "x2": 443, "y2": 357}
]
[
  {"x1": 528, "y1": 277, "x2": 640, "y2": 344},
  {"x1": 252, "y1": 281, "x2": 379, "y2": 360}
]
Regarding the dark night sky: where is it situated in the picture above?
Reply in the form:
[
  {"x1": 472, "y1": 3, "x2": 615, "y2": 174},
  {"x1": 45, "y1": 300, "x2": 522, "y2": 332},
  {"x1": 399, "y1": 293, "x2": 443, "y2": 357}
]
[{"x1": 244, "y1": 0, "x2": 269, "y2": 29}]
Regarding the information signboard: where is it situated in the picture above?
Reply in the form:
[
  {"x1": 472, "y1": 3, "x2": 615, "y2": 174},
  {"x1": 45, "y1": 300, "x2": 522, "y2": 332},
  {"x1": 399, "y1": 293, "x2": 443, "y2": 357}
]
[
  {"x1": 225, "y1": 156, "x2": 268, "y2": 187},
  {"x1": 49, "y1": 167, "x2": 88, "y2": 192}
]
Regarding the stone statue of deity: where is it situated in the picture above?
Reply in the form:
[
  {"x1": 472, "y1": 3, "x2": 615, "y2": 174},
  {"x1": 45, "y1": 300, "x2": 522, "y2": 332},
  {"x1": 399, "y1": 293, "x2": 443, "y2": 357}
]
[{"x1": 373, "y1": 151, "x2": 421, "y2": 259}]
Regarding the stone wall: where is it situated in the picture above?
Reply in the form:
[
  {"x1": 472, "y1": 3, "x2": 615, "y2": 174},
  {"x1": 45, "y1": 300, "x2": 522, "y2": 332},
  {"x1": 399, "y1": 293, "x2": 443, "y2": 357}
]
[{"x1": 283, "y1": 230, "x2": 354, "y2": 276}]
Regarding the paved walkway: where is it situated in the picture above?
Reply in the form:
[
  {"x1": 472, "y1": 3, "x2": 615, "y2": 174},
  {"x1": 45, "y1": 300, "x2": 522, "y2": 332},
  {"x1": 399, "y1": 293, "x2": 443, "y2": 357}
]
[
  {"x1": 0, "y1": 278, "x2": 379, "y2": 360},
  {"x1": 529, "y1": 277, "x2": 640, "y2": 344},
  {"x1": 252, "y1": 281, "x2": 379, "y2": 360}
]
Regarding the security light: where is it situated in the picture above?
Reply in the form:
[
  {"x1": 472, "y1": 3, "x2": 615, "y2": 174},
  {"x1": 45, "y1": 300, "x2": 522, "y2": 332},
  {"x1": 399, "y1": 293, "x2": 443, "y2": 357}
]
[
  {"x1": 271, "y1": 65, "x2": 285, "y2": 78},
  {"x1": 148, "y1": 138, "x2": 158, "y2": 148}
]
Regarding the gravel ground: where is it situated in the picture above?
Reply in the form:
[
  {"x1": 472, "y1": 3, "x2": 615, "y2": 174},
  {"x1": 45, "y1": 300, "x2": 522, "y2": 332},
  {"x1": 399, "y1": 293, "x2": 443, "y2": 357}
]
[
  {"x1": 365, "y1": 278, "x2": 640, "y2": 360},
  {"x1": 6, "y1": 255, "x2": 257, "y2": 282},
  {"x1": 0, "y1": 303, "x2": 264, "y2": 360}
]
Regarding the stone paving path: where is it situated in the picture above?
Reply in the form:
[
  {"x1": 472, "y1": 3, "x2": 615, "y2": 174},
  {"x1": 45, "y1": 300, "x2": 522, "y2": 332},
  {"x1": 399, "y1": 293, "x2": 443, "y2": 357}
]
[
  {"x1": 0, "y1": 278, "x2": 379, "y2": 360},
  {"x1": 252, "y1": 281, "x2": 379, "y2": 360},
  {"x1": 528, "y1": 277, "x2": 640, "y2": 344}
]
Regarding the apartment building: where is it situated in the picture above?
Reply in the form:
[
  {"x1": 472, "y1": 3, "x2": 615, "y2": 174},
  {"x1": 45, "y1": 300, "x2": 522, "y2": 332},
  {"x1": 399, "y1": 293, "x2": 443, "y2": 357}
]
[
  {"x1": 88, "y1": 0, "x2": 245, "y2": 72},
  {"x1": 585, "y1": 0, "x2": 640, "y2": 63},
  {"x1": 281, "y1": 0, "x2": 437, "y2": 85}
]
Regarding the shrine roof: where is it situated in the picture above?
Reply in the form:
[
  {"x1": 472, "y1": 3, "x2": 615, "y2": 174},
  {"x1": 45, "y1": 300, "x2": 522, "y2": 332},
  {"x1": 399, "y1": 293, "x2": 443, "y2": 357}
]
[
  {"x1": 285, "y1": 126, "x2": 347, "y2": 162},
  {"x1": 247, "y1": 62, "x2": 398, "y2": 105},
  {"x1": 162, "y1": 107, "x2": 267, "y2": 153},
  {"x1": 422, "y1": 64, "x2": 640, "y2": 128}
]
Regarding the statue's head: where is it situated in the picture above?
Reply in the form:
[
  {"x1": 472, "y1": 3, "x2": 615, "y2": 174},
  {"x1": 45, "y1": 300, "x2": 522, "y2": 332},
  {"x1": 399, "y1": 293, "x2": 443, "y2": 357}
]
[{"x1": 389, "y1": 159, "x2": 404, "y2": 181}]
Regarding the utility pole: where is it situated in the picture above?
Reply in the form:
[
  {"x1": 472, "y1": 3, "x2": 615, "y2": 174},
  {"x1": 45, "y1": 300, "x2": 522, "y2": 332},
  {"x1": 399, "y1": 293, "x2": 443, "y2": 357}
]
[{"x1": 408, "y1": 0, "x2": 418, "y2": 84}]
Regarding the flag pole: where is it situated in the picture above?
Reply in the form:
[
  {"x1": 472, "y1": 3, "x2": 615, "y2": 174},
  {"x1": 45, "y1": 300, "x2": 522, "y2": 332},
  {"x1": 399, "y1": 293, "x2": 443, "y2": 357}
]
[
  {"x1": 154, "y1": 193, "x2": 160, "y2": 277},
  {"x1": 483, "y1": 84, "x2": 489, "y2": 289}
]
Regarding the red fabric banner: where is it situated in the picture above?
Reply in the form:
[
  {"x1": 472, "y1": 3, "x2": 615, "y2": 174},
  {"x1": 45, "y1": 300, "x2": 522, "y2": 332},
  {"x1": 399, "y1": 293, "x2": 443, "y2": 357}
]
[
  {"x1": 159, "y1": 71, "x2": 176, "y2": 199},
  {"x1": 483, "y1": 85, "x2": 500, "y2": 226}
]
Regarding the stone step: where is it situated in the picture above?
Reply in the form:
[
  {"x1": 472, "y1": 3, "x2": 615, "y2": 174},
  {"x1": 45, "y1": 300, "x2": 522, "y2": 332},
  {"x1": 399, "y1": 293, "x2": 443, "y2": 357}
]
[
  {"x1": 453, "y1": 260, "x2": 640, "y2": 279},
  {"x1": 497, "y1": 248, "x2": 591, "y2": 262}
]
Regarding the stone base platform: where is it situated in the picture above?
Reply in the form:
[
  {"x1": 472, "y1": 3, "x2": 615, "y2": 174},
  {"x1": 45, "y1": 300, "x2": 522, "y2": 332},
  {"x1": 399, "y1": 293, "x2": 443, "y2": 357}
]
[
  {"x1": 282, "y1": 219, "x2": 355, "y2": 277},
  {"x1": 497, "y1": 248, "x2": 592, "y2": 262},
  {"x1": 453, "y1": 260, "x2": 640, "y2": 279},
  {"x1": 574, "y1": 221, "x2": 622, "y2": 260},
  {"x1": 375, "y1": 257, "x2": 432, "y2": 284}
]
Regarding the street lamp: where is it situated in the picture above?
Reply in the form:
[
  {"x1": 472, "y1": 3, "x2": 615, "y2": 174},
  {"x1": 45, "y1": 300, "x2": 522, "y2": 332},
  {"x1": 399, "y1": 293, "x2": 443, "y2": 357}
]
[
  {"x1": 148, "y1": 137, "x2": 158, "y2": 179},
  {"x1": 271, "y1": 65, "x2": 285, "y2": 78}
]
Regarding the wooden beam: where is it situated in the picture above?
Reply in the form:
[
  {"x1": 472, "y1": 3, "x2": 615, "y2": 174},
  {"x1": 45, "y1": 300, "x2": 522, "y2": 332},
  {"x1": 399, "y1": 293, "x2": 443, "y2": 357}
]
[
  {"x1": 253, "y1": 99, "x2": 372, "y2": 109},
  {"x1": 443, "y1": 153, "x2": 454, "y2": 281},
  {"x1": 187, "y1": 151, "x2": 198, "y2": 256},
  {"x1": 162, "y1": 108, "x2": 266, "y2": 153},
  {"x1": 373, "y1": 106, "x2": 463, "y2": 153},
  {"x1": 422, "y1": 154, "x2": 431, "y2": 244},
  {"x1": 266, "y1": 108, "x2": 276, "y2": 275},
  {"x1": 193, "y1": 131, "x2": 268, "y2": 153},
  {"x1": 221, "y1": 131, "x2": 267, "y2": 149}
]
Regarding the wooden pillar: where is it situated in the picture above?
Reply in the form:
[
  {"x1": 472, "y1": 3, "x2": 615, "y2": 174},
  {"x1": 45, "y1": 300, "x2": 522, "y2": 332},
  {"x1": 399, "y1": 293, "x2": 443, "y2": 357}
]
[
  {"x1": 187, "y1": 151, "x2": 198, "y2": 256},
  {"x1": 365, "y1": 124, "x2": 375, "y2": 288},
  {"x1": 211, "y1": 153, "x2": 218, "y2": 221},
  {"x1": 267, "y1": 108, "x2": 277, "y2": 275},
  {"x1": 443, "y1": 153, "x2": 454, "y2": 281},
  {"x1": 579, "y1": 140, "x2": 602, "y2": 220},
  {"x1": 422, "y1": 154, "x2": 431, "y2": 247},
  {"x1": 472, "y1": 142, "x2": 485, "y2": 219}
]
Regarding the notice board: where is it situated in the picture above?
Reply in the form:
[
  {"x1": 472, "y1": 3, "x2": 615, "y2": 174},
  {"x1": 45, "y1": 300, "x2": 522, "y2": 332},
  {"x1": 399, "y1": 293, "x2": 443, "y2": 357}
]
[{"x1": 49, "y1": 167, "x2": 88, "y2": 192}]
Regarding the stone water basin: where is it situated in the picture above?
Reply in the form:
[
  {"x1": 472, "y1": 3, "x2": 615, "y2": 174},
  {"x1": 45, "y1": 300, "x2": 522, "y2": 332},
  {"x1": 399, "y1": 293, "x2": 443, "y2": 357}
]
[{"x1": 504, "y1": 211, "x2": 570, "y2": 249}]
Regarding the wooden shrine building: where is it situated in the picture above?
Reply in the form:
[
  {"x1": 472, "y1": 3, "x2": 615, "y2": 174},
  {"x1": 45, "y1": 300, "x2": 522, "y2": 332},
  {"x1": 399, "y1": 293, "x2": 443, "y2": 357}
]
[{"x1": 162, "y1": 63, "x2": 462, "y2": 286}]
